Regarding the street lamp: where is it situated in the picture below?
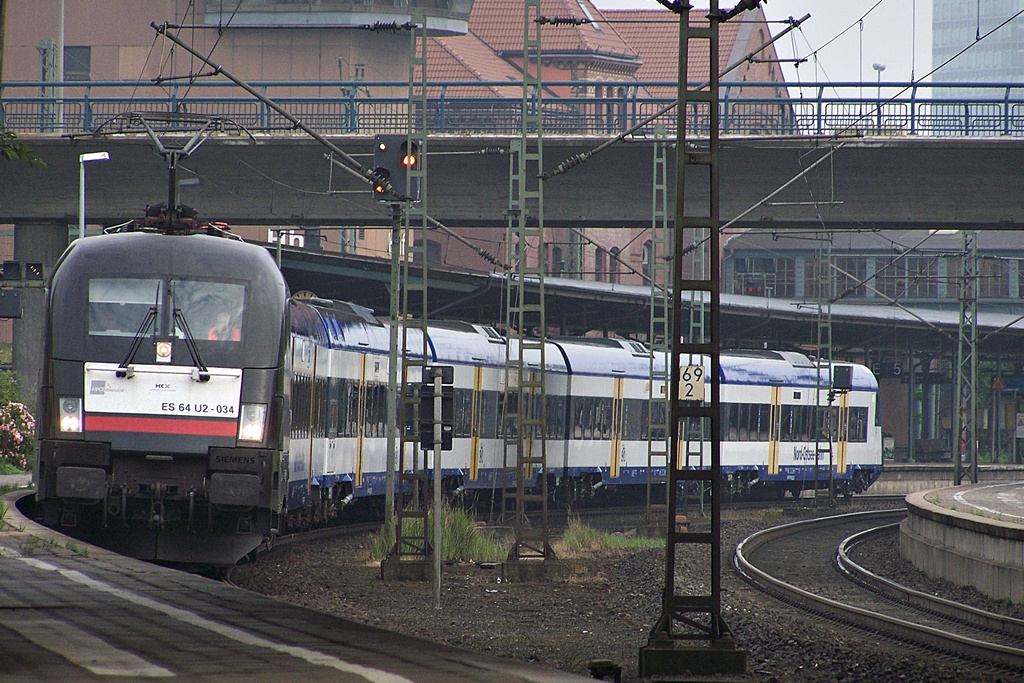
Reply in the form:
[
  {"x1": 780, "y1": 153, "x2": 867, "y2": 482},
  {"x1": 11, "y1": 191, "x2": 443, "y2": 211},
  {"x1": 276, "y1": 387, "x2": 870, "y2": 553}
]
[
  {"x1": 872, "y1": 62, "x2": 886, "y2": 96},
  {"x1": 79, "y1": 151, "x2": 109, "y2": 240},
  {"x1": 872, "y1": 63, "x2": 886, "y2": 133}
]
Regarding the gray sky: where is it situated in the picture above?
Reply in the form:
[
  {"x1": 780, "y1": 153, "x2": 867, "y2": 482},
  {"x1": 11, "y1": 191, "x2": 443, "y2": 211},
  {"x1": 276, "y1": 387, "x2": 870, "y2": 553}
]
[{"x1": 590, "y1": 0, "x2": 933, "y2": 86}]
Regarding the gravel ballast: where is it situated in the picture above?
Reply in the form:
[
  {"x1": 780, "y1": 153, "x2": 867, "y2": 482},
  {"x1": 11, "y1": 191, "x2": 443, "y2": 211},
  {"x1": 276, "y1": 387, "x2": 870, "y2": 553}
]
[{"x1": 231, "y1": 504, "x2": 1018, "y2": 682}]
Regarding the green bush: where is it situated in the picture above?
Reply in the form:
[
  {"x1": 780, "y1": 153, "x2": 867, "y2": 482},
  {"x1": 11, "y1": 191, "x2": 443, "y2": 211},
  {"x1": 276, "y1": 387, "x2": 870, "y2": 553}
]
[{"x1": 0, "y1": 371, "x2": 35, "y2": 472}]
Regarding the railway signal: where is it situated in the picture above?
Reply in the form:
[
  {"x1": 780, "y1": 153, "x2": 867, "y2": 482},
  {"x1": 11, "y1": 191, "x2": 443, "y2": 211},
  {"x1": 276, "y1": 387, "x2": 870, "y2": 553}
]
[
  {"x1": 419, "y1": 365, "x2": 453, "y2": 451},
  {"x1": 372, "y1": 134, "x2": 420, "y2": 202}
]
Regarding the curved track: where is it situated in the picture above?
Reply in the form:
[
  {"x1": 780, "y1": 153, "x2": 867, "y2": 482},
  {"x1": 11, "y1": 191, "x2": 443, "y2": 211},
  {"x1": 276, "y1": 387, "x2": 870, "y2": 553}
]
[{"x1": 735, "y1": 509, "x2": 1024, "y2": 674}]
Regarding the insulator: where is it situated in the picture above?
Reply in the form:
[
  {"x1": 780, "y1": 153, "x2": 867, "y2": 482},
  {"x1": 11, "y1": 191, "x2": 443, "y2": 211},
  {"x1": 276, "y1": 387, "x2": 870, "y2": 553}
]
[
  {"x1": 540, "y1": 153, "x2": 588, "y2": 180},
  {"x1": 367, "y1": 21, "x2": 401, "y2": 33},
  {"x1": 537, "y1": 16, "x2": 590, "y2": 26}
]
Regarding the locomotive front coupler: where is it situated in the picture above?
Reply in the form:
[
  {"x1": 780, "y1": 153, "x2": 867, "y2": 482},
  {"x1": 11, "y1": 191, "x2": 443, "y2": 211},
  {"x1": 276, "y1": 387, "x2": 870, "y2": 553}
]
[{"x1": 149, "y1": 482, "x2": 166, "y2": 529}]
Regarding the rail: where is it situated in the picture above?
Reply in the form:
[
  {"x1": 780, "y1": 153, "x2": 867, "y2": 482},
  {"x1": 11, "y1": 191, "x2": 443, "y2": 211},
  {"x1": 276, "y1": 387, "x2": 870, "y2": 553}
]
[
  {"x1": 735, "y1": 508, "x2": 1024, "y2": 673},
  {"x1": 4, "y1": 80, "x2": 1024, "y2": 138}
]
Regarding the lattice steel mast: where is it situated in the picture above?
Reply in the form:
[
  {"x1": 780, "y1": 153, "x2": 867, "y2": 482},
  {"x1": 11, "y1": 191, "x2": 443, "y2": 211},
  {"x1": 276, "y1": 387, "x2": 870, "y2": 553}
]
[
  {"x1": 641, "y1": 1, "x2": 752, "y2": 675},
  {"x1": 390, "y1": 12, "x2": 432, "y2": 564},
  {"x1": 503, "y1": 0, "x2": 554, "y2": 564},
  {"x1": 955, "y1": 230, "x2": 979, "y2": 485}
]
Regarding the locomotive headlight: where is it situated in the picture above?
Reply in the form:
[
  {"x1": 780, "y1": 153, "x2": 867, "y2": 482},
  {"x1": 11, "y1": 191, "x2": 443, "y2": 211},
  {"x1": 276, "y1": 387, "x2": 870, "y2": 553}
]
[
  {"x1": 59, "y1": 397, "x2": 83, "y2": 433},
  {"x1": 238, "y1": 403, "x2": 267, "y2": 442},
  {"x1": 155, "y1": 341, "x2": 173, "y2": 363}
]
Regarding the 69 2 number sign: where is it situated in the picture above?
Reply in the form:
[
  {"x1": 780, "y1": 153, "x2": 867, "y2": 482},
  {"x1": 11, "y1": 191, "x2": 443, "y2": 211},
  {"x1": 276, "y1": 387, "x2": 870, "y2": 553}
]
[{"x1": 679, "y1": 366, "x2": 705, "y2": 401}]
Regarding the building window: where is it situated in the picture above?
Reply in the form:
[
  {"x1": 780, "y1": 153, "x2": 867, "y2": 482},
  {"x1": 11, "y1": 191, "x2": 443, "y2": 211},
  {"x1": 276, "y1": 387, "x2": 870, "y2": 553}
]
[
  {"x1": 805, "y1": 257, "x2": 866, "y2": 299},
  {"x1": 412, "y1": 239, "x2": 441, "y2": 265},
  {"x1": 732, "y1": 256, "x2": 795, "y2": 297},
  {"x1": 906, "y1": 256, "x2": 938, "y2": 298},
  {"x1": 353, "y1": 64, "x2": 366, "y2": 81},
  {"x1": 979, "y1": 256, "x2": 1008, "y2": 298},
  {"x1": 64, "y1": 46, "x2": 91, "y2": 81},
  {"x1": 550, "y1": 246, "x2": 563, "y2": 276},
  {"x1": 642, "y1": 240, "x2": 652, "y2": 280},
  {"x1": 595, "y1": 248, "x2": 606, "y2": 282},
  {"x1": 609, "y1": 247, "x2": 621, "y2": 284},
  {"x1": 874, "y1": 257, "x2": 905, "y2": 299}
]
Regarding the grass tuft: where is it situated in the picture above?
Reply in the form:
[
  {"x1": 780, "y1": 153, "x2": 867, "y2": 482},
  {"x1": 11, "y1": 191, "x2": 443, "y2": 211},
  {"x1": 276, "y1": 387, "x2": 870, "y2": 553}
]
[
  {"x1": 556, "y1": 515, "x2": 662, "y2": 556},
  {"x1": 369, "y1": 504, "x2": 508, "y2": 563}
]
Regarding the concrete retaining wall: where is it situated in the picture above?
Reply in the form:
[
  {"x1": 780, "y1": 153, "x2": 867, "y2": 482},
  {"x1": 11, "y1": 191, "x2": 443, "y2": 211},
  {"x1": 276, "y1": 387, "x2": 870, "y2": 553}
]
[
  {"x1": 873, "y1": 463, "x2": 1024, "y2": 496},
  {"x1": 899, "y1": 490, "x2": 1024, "y2": 604}
]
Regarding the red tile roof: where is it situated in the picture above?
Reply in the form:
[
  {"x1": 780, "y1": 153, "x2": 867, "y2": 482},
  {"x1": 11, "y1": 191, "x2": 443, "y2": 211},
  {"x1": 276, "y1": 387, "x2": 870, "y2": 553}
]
[
  {"x1": 598, "y1": 8, "x2": 741, "y2": 83},
  {"x1": 469, "y1": 0, "x2": 638, "y2": 63},
  {"x1": 428, "y1": 34, "x2": 524, "y2": 98},
  {"x1": 423, "y1": 3, "x2": 783, "y2": 101},
  {"x1": 598, "y1": 6, "x2": 781, "y2": 97}
]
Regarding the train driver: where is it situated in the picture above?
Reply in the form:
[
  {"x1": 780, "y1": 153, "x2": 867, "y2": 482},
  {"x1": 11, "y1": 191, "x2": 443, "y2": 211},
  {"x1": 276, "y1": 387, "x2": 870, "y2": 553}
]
[{"x1": 208, "y1": 311, "x2": 241, "y2": 341}]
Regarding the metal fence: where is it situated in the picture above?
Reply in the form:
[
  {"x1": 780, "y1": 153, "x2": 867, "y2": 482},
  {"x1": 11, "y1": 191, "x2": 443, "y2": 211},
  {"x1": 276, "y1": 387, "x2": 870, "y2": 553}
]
[{"x1": 4, "y1": 80, "x2": 1024, "y2": 138}]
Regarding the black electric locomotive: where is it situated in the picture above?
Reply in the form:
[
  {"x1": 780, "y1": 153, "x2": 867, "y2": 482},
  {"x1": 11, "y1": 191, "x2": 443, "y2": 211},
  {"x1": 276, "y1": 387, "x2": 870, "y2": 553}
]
[{"x1": 35, "y1": 215, "x2": 290, "y2": 564}]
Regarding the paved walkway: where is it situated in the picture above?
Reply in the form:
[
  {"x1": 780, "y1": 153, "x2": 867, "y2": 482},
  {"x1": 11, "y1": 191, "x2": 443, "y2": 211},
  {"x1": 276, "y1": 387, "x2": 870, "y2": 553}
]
[{"x1": 0, "y1": 473, "x2": 31, "y2": 488}]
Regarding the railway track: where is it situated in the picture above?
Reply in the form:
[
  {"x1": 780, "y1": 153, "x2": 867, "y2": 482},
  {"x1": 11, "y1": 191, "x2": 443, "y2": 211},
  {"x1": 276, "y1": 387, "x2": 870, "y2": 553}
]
[{"x1": 735, "y1": 508, "x2": 1024, "y2": 675}]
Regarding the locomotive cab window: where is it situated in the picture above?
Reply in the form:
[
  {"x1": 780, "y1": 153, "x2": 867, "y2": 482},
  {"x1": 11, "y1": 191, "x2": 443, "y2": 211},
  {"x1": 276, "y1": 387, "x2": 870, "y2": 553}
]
[
  {"x1": 88, "y1": 278, "x2": 162, "y2": 337},
  {"x1": 170, "y1": 280, "x2": 246, "y2": 343}
]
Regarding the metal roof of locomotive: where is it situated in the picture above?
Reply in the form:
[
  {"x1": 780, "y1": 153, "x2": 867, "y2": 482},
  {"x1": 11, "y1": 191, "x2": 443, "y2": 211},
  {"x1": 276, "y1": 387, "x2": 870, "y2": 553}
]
[{"x1": 53, "y1": 230, "x2": 283, "y2": 284}]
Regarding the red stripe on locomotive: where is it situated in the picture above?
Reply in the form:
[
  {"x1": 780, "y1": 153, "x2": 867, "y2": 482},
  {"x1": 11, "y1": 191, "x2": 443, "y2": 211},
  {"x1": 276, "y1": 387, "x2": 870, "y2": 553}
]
[{"x1": 84, "y1": 415, "x2": 237, "y2": 437}]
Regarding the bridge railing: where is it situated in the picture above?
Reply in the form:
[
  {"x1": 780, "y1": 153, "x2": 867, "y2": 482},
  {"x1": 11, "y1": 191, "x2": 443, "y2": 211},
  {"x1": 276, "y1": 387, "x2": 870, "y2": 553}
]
[{"x1": 3, "y1": 80, "x2": 1024, "y2": 138}]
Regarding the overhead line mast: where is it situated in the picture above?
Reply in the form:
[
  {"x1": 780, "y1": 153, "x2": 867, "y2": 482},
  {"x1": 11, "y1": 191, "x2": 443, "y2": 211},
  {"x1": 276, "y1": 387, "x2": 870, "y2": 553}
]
[{"x1": 640, "y1": 1, "x2": 763, "y2": 677}]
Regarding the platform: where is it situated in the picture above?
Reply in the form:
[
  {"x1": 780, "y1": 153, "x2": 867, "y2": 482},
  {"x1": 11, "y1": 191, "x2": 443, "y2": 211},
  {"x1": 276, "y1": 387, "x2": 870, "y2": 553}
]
[
  {"x1": 0, "y1": 490, "x2": 589, "y2": 682},
  {"x1": 901, "y1": 482, "x2": 1024, "y2": 605}
]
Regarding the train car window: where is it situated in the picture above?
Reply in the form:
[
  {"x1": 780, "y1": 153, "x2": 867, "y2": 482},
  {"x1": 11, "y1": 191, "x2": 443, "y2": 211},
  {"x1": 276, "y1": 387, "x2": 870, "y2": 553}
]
[
  {"x1": 754, "y1": 404, "x2": 770, "y2": 441},
  {"x1": 481, "y1": 391, "x2": 499, "y2": 440},
  {"x1": 455, "y1": 388, "x2": 472, "y2": 438},
  {"x1": 779, "y1": 405, "x2": 794, "y2": 441},
  {"x1": 546, "y1": 395, "x2": 567, "y2": 439},
  {"x1": 623, "y1": 399, "x2": 643, "y2": 441},
  {"x1": 314, "y1": 377, "x2": 329, "y2": 438},
  {"x1": 583, "y1": 397, "x2": 595, "y2": 440},
  {"x1": 597, "y1": 398, "x2": 612, "y2": 440},
  {"x1": 327, "y1": 377, "x2": 341, "y2": 439},
  {"x1": 170, "y1": 280, "x2": 245, "y2": 343},
  {"x1": 291, "y1": 374, "x2": 311, "y2": 439},
  {"x1": 88, "y1": 278, "x2": 162, "y2": 337},
  {"x1": 849, "y1": 407, "x2": 869, "y2": 442},
  {"x1": 346, "y1": 381, "x2": 360, "y2": 438},
  {"x1": 723, "y1": 403, "x2": 736, "y2": 441},
  {"x1": 737, "y1": 403, "x2": 750, "y2": 441}
]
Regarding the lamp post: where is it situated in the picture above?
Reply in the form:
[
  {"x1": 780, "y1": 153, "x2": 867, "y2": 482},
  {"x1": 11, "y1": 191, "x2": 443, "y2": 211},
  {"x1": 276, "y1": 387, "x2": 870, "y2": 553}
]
[
  {"x1": 79, "y1": 152, "x2": 109, "y2": 240},
  {"x1": 872, "y1": 62, "x2": 886, "y2": 134}
]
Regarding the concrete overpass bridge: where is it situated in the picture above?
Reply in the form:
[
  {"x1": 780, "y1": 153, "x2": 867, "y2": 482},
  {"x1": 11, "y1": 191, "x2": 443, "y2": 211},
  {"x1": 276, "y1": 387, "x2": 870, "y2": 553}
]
[
  {"x1": 2, "y1": 133, "x2": 1024, "y2": 231},
  {"x1": 3, "y1": 80, "x2": 1024, "y2": 230}
]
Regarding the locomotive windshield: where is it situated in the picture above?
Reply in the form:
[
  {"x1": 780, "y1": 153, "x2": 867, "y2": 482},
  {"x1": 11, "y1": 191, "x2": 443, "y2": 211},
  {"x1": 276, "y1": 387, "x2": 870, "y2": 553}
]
[
  {"x1": 170, "y1": 280, "x2": 245, "y2": 343},
  {"x1": 88, "y1": 278, "x2": 246, "y2": 344},
  {"x1": 88, "y1": 278, "x2": 162, "y2": 337}
]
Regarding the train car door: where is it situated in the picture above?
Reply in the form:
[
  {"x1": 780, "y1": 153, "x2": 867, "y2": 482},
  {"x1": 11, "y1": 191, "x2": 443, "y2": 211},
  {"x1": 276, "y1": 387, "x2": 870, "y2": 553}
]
[
  {"x1": 836, "y1": 390, "x2": 850, "y2": 472},
  {"x1": 469, "y1": 366, "x2": 483, "y2": 481},
  {"x1": 355, "y1": 353, "x2": 368, "y2": 487},
  {"x1": 768, "y1": 385, "x2": 782, "y2": 475},
  {"x1": 609, "y1": 376, "x2": 625, "y2": 478}
]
